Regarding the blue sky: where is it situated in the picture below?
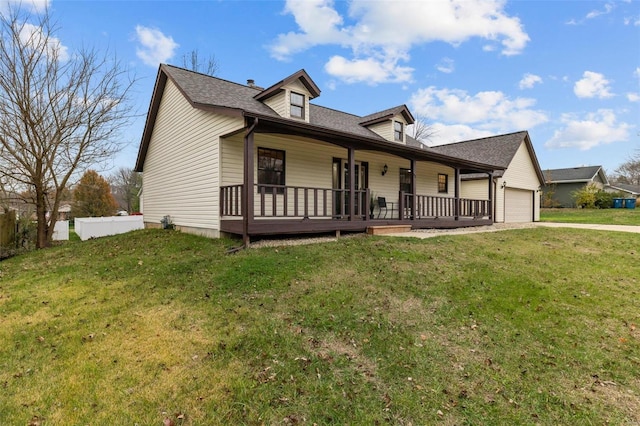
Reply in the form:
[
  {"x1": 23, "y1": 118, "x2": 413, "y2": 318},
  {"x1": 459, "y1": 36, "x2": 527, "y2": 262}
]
[{"x1": 7, "y1": 0, "x2": 639, "y2": 176}]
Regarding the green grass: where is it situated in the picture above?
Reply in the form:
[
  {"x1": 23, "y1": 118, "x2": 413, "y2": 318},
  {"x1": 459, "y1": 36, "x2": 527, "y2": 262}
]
[
  {"x1": 541, "y1": 207, "x2": 640, "y2": 225},
  {"x1": 1, "y1": 228, "x2": 639, "y2": 425}
]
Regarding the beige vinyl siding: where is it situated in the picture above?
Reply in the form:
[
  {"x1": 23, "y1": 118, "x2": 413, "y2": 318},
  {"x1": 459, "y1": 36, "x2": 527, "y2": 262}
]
[
  {"x1": 263, "y1": 92, "x2": 287, "y2": 117},
  {"x1": 367, "y1": 121, "x2": 392, "y2": 141},
  {"x1": 142, "y1": 79, "x2": 244, "y2": 236},
  {"x1": 262, "y1": 80, "x2": 312, "y2": 121},
  {"x1": 366, "y1": 115, "x2": 407, "y2": 143},
  {"x1": 461, "y1": 179, "x2": 490, "y2": 200},
  {"x1": 502, "y1": 143, "x2": 541, "y2": 190}
]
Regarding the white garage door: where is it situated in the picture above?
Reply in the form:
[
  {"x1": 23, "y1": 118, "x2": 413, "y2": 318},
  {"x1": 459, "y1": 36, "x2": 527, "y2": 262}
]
[{"x1": 505, "y1": 188, "x2": 533, "y2": 223}]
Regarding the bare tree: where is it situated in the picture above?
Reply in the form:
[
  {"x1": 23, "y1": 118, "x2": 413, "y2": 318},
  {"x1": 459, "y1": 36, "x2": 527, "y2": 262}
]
[
  {"x1": 612, "y1": 151, "x2": 640, "y2": 186},
  {"x1": 181, "y1": 49, "x2": 218, "y2": 76},
  {"x1": 408, "y1": 115, "x2": 436, "y2": 145},
  {"x1": 0, "y1": 6, "x2": 135, "y2": 248},
  {"x1": 109, "y1": 167, "x2": 142, "y2": 213}
]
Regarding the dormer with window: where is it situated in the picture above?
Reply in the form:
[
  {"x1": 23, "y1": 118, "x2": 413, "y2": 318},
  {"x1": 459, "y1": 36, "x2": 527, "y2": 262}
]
[
  {"x1": 254, "y1": 69, "x2": 320, "y2": 123},
  {"x1": 359, "y1": 105, "x2": 415, "y2": 144}
]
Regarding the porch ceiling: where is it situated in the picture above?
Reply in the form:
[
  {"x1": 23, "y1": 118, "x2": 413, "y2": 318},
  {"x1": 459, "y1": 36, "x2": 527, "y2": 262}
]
[{"x1": 248, "y1": 114, "x2": 503, "y2": 175}]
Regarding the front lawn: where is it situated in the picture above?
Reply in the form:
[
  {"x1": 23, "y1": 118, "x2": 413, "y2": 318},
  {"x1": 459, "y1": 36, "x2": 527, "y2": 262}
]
[
  {"x1": 1, "y1": 229, "x2": 639, "y2": 424},
  {"x1": 541, "y1": 207, "x2": 640, "y2": 225}
]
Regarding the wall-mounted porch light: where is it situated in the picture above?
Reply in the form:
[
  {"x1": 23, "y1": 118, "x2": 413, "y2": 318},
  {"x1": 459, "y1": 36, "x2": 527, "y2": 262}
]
[
  {"x1": 501, "y1": 181, "x2": 507, "y2": 189},
  {"x1": 381, "y1": 164, "x2": 388, "y2": 176}
]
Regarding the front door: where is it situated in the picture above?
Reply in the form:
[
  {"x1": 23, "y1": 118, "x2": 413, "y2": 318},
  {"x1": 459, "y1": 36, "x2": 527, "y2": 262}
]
[{"x1": 332, "y1": 158, "x2": 368, "y2": 217}]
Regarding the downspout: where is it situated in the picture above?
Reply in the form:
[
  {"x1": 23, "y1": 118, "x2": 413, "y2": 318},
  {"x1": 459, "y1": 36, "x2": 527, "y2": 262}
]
[{"x1": 242, "y1": 117, "x2": 258, "y2": 246}]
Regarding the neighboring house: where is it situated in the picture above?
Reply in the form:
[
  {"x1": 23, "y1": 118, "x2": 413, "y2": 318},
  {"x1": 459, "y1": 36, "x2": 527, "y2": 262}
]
[
  {"x1": 135, "y1": 65, "x2": 508, "y2": 243},
  {"x1": 429, "y1": 131, "x2": 544, "y2": 223},
  {"x1": 542, "y1": 166, "x2": 609, "y2": 207},
  {"x1": 605, "y1": 183, "x2": 640, "y2": 200}
]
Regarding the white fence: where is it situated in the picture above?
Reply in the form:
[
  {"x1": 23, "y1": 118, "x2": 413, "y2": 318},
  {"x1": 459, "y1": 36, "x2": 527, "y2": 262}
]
[
  {"x1": 75, "y1": 216, "x2": 144, "y2": 241},
  {"x1": 53, "y1": 220, "x2": 69, "y2": 241}
]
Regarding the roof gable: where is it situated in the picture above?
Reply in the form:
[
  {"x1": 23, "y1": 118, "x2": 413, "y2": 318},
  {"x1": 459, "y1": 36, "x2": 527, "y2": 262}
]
[
  {"x1": 543, "y1": 166, "x2": 608, "y2": 184},
  {"x1": 359, "y1": 105, "x2": 415, "y2": 126},
  {"x1": 429, "y1": 131, "x2": 544, "y2": 183},
  {"x1": 135, "y1": 64, "x2": 506, "y2": 174},
  {"x1": 254, "y1": 69, "x2": 320, "y2": 102}
]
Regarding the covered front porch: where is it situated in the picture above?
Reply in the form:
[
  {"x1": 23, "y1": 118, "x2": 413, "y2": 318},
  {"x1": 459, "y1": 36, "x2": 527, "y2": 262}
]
[
  {"x1": 220, "y1": 184, "x2": 493, "y2": 239},
  {"x1": 222, "y1": 116, "x2": 499, "y2": 243}
]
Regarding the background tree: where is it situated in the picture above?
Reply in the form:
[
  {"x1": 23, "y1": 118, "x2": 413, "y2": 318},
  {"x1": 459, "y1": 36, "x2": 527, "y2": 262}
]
[
  {"x1": 612, "y1": 151, "x2": 640, "y2": 185},
  {"x1": 408, "y1": 115, "x2": 436, "y2": 145},
  {"x1": 72, "y1": 170, "x2": 118, "y2": 217},
  {"x1": 109, "y1": 167, "x2": 142, "y2": 213},
  {"x1": 0, "y1": 5, "x2": 135, "y2": 248},
  {"x1": 181, "y1": 49, "x2": 218, "y2": 76}
]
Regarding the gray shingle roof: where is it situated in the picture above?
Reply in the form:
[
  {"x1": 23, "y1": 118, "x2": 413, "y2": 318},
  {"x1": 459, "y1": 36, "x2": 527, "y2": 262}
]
[
  {"x1": 136, "y1": 64, "x2": 507, "y2": 173},
  {"x1": 429, "y1": 131, "x2": 528, "y2": 170},
  {"x1": 163, "y1": 64, "x2": 400, "y2": 142},
  {"x1": 359, "y1": 105, "x2": 414, "y2": 126},
  {"x1": 542, "y1": 166, "x2": 603, "y2": 182},
  {"x1": 607, "y1": 183, "x2": 640, "y2": 194}
]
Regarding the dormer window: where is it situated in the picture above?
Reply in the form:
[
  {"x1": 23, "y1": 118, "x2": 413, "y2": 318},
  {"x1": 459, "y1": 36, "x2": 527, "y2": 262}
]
[
  {"x1": 394, "y1": 121, "x2": 403, "y2": 142},
  {"x1": 290, "y1": 92, "x2": 305, "y2": 119}
]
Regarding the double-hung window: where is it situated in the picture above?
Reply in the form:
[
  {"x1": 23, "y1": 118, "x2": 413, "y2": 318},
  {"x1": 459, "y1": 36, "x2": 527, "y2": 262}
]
[
  {"x1": 290, "y1": 92, "x2": 305, "y2": 119},
  {"x1": 394, "y1": 121, "x2": 404, "y2": 142}
]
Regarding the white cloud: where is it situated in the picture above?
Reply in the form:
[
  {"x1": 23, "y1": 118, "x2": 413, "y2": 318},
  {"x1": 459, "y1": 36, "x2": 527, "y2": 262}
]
[
  {"x1": 324, "y1": 55, "x2": 413, "y2": 85},
  {"x1": 19, "y1": 22, "x2": 69, "y2": 61},
  {"x1": 270, "y1": 0, "x2": 529, "y2": 84},
  {"x1": 545, "y1": 109, "x2": 631, "y2": 150},
  {"x1": 0, "y1": 0, "x2": 49, "y2": 15},
  {"x1": 635, "y1": 67, "x2": 640, "y2": 79},
  {"x1": 574, "y1": 71, "x2": 614, "y2": 99},
  {"x1": 519, "y1": 73, "x2": 542, "y2": 89},
  {"x1": 410, "y1": 86, "x2": 547, "y2": 129},
  {"x1": 134, "y1": 25, "x2": 179, "y2": 67},
  {"x1": 627, "y1": 93, "x2": 640, "y2": 102},
  {"x1": 586, "y1": 2, "x2": 614, "y2": 19},
  {"x1": 428, "y1": 123, "x2": 494, "y2": 146},
  {"x1": 436, "y1": 58, "x2": 455, "y2": 74},
  {"x1": 408, "y1": 86, "x2": 548, "y2": 145}
]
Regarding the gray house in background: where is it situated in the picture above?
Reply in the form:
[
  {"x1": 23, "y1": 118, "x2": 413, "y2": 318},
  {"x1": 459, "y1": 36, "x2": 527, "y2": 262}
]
[
  {"x1": 542, "y1": 166, "x2": 608, "y2": 207},
  {"x1": 605, "y1": 183, "x2": 640, "y2": 200}
]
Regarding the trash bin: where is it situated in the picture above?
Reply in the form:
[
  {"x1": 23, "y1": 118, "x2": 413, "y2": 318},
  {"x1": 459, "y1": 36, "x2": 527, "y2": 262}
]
[
  {"x1": 613, "y1": 198, "x2": 623, "y2": 208},
  {"x1": 625, "y1": 198, "x2": 636, "y2": 209}
]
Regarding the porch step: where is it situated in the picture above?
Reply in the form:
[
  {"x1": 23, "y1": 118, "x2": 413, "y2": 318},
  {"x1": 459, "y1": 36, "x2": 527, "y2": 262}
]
[{"x1": 367, "y1": 225, "x2": 412, "y2": 235}]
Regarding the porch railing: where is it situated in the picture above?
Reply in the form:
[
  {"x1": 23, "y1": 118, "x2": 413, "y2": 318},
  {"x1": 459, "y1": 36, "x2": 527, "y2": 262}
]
[
  {"x1": 220, "y1": 184, "x2": 369, "y2": 219},
  {"x1": 221, "y1": 185, "x2": 490, "y2": 221},
  {"x1": 401, "y1": 193, "x2": 490, "y2": 219}
]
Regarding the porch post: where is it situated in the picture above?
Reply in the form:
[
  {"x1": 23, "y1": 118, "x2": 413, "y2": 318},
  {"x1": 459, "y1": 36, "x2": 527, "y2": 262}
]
[
  {"x1": 454, "y1": 167, "x2": 460, "y2": 220},
  {"x1": 348, "y1": 147, "x2": 356, "y2": 221},
  {"x1": 410, "y1": 159, "x2": 417, "y2": 220},
  {"x1": 242, "y1": 118, "x2": 257, "y2": 245},
  {"x1": 488, "y1": 172, "x2": 494, "y2": 221}
]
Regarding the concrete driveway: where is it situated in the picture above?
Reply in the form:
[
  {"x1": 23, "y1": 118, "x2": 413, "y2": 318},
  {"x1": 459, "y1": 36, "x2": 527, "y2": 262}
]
[{"x1": 386, "y1": 222, "x2": 640, "y2": 239}]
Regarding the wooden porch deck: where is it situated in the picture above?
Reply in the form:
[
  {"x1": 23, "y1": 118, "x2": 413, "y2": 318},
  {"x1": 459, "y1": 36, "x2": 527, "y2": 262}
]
[
  {"x1": 220, "y1": 184, "x2": 492, "y2": 240},
  {"x1": 220, "y1": 217, "x2": 493, "y2": 237}
]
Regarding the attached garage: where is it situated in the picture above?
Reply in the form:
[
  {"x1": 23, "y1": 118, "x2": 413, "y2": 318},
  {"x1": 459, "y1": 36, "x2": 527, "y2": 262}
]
[
  {"x1": 431, "y1": 131, "x2": 544, "y2": 224},
  {"x1": 504, "y1": 188, "x2": 534, "y2": 223}
]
